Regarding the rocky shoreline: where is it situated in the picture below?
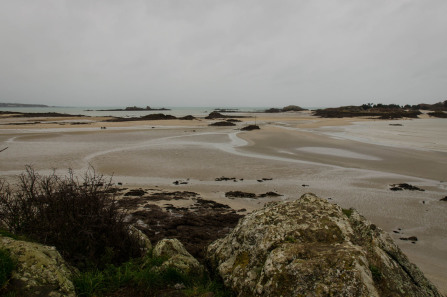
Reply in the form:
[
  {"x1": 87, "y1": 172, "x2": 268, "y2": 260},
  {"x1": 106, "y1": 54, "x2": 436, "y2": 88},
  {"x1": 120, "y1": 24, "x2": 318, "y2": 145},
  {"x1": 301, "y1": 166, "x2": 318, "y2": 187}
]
[{"x1": 1, "y1": 193, "x2": 442, "y2": 296}]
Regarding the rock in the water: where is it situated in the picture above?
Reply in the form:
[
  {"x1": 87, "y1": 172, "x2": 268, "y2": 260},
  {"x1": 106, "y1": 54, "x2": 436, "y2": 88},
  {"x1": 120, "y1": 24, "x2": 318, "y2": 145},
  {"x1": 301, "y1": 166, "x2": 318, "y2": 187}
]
[
  {"x1": 153, "y1": 239, "x2": 203, "y2": 274},
  {"x1": 206, "y1": 193, "x2": 441, "y2": 297},
  {"x1": 0, "y1": 236, "x2": 76, "y2": 297}
]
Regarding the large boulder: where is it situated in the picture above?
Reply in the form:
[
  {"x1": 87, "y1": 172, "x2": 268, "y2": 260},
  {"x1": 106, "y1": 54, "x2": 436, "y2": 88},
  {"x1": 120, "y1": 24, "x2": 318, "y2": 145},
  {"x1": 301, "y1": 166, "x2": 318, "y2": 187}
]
[
  {"x1": 0, "y1": 235, "x2": 76, "y2": 297},
  {"x1": 153, "y1": 239, "x2": 203, "y2": 275},
  {"x1": 207, "y1": 193, "x2": 441, "y2": 297}
]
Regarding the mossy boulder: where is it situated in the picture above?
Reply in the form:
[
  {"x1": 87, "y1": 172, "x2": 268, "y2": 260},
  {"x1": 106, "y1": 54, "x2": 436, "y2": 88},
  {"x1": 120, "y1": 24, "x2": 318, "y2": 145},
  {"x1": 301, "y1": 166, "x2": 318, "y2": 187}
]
[
  {"x1": 0, "y1": 235, "x2": 76, "y2": 297},
  {"x1": 153, "y1": 239, "x2": 203, "y2": 275},
  {"x1": 206, "y1": 193, "x2": 441, "y2": 297}
]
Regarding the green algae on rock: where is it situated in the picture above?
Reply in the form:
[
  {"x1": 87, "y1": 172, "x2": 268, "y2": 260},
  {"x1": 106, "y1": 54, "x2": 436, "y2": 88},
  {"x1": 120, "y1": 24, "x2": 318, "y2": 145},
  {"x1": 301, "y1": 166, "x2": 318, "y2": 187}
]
[
  {"x1": 206, "y1": 193, "x2": 441, "y2": 297},
  {"x1": 0, "y1": 235, "x2": 76, "y2": 297}
]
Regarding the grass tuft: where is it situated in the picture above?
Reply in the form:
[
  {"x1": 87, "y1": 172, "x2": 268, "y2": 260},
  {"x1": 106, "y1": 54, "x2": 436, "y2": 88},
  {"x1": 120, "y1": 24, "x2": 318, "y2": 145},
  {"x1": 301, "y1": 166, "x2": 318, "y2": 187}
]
[{"x1": 0, "y1": 248, "x2": 15, "y2": 291}]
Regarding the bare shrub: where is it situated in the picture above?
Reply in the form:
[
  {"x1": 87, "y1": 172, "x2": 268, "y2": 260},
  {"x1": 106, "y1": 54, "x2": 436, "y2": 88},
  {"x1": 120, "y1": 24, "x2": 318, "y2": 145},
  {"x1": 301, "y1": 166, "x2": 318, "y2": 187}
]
[{"x1": 0, "y1": 166, "x2": 143, "y2": 269}]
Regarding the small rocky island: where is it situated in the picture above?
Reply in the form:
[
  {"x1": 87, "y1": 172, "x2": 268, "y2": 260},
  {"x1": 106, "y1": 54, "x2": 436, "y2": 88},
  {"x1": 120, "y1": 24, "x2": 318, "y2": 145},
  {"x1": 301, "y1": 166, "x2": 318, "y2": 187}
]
[{"x1": 94, "y1": 106, "x2": 171, "y2": 111}]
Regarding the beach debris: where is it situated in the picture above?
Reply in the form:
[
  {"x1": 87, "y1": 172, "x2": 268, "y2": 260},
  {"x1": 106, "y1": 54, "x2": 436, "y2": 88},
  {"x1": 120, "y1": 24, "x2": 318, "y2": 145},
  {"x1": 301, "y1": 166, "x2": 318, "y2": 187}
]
[
  {"x1": 302, "y1": 184, "x2": 309, "y2": 187},
  {"x1": 440, "y1": 196, "x2": 447, "y2": 201},
  {"x1": 237, "y1": 208, "x2": 247, "y2": 212},
  {"x1": 389, "y1": 183, "x2": 425, "y2": 191},
  {"x1": 389, "y1": 123, "x2": 403, "y2": 126},
  {"x1": 0, "y1": 147, "x2": 8, "y2": 153}
]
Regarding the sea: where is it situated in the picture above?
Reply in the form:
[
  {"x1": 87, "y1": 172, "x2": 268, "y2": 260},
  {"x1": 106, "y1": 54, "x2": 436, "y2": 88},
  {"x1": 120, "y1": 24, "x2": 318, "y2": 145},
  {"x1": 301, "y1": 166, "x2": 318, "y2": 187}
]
[{"x1": 0, "y1": 106, "x2": 320, "y2": 118}]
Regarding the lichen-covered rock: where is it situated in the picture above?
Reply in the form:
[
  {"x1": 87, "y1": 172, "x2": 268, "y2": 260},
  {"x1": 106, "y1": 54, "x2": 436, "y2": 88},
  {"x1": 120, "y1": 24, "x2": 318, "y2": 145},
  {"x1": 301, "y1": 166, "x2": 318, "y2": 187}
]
[
  {"x1": 207, "y1": 193, "x2": 441, "y2": 297},
  {"x1": 0, "y1": 235, "x2": 76, "y2": 297},
  {"x1": 153, "y1": 238, "x2": 203, "y2": 274},
  {"x1": 128, "y1": 225, "x2": 152, "y2": 253}
]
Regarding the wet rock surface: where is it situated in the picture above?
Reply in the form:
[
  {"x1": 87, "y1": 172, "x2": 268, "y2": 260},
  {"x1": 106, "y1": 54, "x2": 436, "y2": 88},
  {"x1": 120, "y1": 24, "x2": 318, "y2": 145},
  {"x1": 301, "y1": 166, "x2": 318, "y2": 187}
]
[
  {"x1": 225, "y1": 191, "x2": 257, "y2": 198},
  {"x1": 209, "y1": 121, "x2": 236, "y2": 126},
  {"x1": 206, "y1": 193, "x2": 441, "y2": 297},
  {"x1": 225, "y1": 190, "x2": 282, "y2": 199},
  {"x1": 119, "y1": 191, "x2": 242, "y2": 261},
  {"x1": 390, "y1": 183, "x2": 425, "y2": 191},
  {"x1": 241, "y1": 125, "x2": 260, "y2": 131}
]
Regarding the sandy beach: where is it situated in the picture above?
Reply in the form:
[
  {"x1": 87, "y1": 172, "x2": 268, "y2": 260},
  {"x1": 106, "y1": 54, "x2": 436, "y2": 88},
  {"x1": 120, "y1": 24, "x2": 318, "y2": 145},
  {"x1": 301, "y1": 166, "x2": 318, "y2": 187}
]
[{"x1": 1, "y1": 111, "x2": 446, "y2": 293}]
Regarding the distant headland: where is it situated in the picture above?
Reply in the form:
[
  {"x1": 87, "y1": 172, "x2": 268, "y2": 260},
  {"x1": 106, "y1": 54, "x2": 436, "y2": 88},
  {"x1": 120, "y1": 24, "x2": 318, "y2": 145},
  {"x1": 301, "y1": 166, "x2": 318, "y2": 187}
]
[{"x1": 0, "y1": 103, "x2": 49, "y2": 108}]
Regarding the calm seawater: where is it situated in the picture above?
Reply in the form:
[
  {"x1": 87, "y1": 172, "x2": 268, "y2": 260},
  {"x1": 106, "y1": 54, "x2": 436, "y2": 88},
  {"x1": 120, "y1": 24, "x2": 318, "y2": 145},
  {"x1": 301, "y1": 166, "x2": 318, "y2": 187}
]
[
  {"x1": 0, "y1": 106, "x2": 268, "y2": 118},
  {"x1": 0, "y1": 106, "x2": 320, "y2": 118}
]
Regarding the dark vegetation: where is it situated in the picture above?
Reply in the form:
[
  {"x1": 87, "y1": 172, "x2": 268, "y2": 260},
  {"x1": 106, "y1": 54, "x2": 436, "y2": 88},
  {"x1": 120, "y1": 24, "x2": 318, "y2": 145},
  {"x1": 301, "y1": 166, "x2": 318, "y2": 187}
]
[
  {"x1": 0, "y1": 248, "x2": 15, "y2": 293},
  {"x1": 314, "y1": 104, "x2": 422, "y2": 119},
  {"x1": 314, "y1": 100, "x2": 447, "y2": 119},
  {"x1": 428, "y1": 111, "x2": 447, "y2": 118},
  {"x1": 121, "y1": 197, "x2": 241, "y2": 262},
  {"x1": 0, "y1": 167, "x2": 144, "y2": 269},
  {"x1": 409, "y1": 100, "x2": 447, "y2": 111},
  {"x1": 73, "y1": 253, "x2": 233, "y2": 297},
  {"x1": 342, "y1": 208, "x2": 354, "y2": 218},
  {"x1": 0, "y1": 168, "x2": 236, "y2": 296}
]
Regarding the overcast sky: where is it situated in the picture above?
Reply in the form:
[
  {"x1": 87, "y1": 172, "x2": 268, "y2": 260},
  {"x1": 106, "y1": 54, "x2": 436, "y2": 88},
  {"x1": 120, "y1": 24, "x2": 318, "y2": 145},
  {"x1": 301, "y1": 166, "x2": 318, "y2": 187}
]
[{"x1": 1, "y1": 0, "x2": 446, "y2": 107}]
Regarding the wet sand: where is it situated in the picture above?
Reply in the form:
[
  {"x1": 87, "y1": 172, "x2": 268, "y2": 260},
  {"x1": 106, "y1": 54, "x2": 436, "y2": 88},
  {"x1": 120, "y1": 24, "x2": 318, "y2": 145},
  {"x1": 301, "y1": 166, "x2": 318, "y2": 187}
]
[{"x1": 1, "y1": 112, "x2": 446, "y2": 293}]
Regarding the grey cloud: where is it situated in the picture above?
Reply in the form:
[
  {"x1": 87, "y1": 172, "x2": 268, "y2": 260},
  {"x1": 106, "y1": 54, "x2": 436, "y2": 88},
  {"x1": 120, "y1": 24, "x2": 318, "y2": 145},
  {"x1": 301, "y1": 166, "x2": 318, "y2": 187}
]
[{"x1": 1, "y1": 0, "x2": 446, "y2": 107}]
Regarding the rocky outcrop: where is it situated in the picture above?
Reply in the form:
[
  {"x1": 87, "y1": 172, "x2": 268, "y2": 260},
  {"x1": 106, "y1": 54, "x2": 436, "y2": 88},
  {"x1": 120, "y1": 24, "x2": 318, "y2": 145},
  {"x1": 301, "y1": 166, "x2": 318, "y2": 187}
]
[
  {"x1": 241, "y1": 125, "x2": 260, "y2": 131},
  {"x1": 128, "y1": 225, "x2": 152, "y2": 253},
  {"x1": 207, "y1": 193, "x2": 441, "y2": 297},
  {"x1": 153, "y1": 239, "x2": 203, "y2": 275},
  {"x1": 0, "y1": 235, "x2": 76, "y2": 297}
]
